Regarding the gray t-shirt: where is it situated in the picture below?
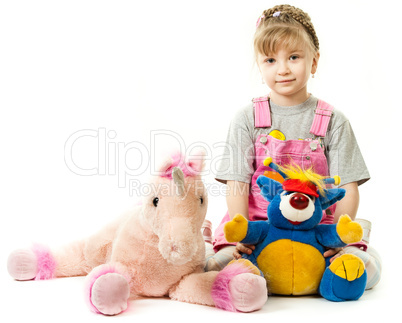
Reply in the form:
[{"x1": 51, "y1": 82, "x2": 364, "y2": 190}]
[{"x1": 215, "y1": 95, "x2": 370, "y2": 186}]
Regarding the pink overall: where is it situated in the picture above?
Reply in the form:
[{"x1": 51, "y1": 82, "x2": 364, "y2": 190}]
[{"x1": 213, "y1": 96, "x2": 335, "y2": 252}]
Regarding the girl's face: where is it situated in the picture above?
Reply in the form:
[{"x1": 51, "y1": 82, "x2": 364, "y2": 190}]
[{"x1": 257, "y1": 46, "x2": 319, "y2": 106}]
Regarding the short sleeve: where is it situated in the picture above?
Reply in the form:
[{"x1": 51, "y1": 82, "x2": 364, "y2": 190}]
[
  {"x1": 326, "y1": 120, "x2": 370, "y2": 186},
  {"x1": 215, "y1": 107, "x2": 255, "y2": 184}
]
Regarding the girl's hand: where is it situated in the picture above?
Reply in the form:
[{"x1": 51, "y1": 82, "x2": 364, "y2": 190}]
[
  {"x1": 323, "y1": 247, "x2": 344, "y2": 262},
  {"x1": 234, "y1": 243, "x2": 255, "y2": 259}
]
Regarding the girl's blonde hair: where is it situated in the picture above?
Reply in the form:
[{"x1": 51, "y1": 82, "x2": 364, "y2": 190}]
[{"x1": 254, "y1": 4, "x2": 319, "y2": 57}]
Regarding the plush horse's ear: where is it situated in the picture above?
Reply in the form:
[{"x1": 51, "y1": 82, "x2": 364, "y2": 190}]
[
  {"x1": 186, "y1": 149, "x2": 206, "y2": 173},
  {"x1": 256, "y1": 175, "x2": 283, "y2": 202},
  {"x1": 319, "y1": 188, "x2": 346, "y2": 210}
]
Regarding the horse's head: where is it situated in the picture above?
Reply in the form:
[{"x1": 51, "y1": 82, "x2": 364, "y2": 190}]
[
  {"x1": 141, "y1": 151, "x2": 207, "y2": 265},
  {"x1": 257, "y1": 157, "x2": 345, "y2": 230}
]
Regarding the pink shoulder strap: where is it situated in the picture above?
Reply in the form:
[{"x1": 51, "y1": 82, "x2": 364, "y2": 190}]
[
  {"x1": 253, "y1": 96, "x2": 271, "y2": 128},
  {"x1": 309, "y1": 100, "x2": 334, "y2": 137}
]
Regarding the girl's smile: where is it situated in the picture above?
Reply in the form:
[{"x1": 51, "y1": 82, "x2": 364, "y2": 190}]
[{"x1": 276, "y1": 78, "x2": 296, "y2": 84}]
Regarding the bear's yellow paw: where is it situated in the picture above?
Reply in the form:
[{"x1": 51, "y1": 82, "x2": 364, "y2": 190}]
[
  {"x1": 336, "y1": 214, "x2": 363, "y2": 244},
  {"x1": 224, "y1": 214, "x2": 248, "y2": 243},
  {"x1": 329, "y1": 254, "x2": 365, "y2": 281}
]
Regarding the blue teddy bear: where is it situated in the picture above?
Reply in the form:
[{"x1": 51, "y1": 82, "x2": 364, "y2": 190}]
[{"x1": 224, "y1": 157, "x2": 367, "y2": 302}]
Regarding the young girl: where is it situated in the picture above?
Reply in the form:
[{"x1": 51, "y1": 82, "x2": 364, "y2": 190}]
[{"x1": 204, "y1": 4, "x2": 381, "y2": 290}]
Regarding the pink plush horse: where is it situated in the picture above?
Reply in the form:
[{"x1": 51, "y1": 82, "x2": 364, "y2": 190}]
[{"x1": 7, "y1": 152, "x2": 267, "y2": 315}]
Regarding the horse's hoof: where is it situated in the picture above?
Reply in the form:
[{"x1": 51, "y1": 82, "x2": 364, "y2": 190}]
[
  {"x1": 91, "y1": 273, "x2": 130, "y2": 315},
  {"x1": 8, "y1": 249, "x2": 38, "y2": 281},
  {"x1": 229, "y1": 273, "x2": 268, "y2": 312}
]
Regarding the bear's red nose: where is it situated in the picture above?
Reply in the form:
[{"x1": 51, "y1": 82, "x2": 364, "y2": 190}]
[{"x1": 290, "y1": 193, "x2": 309, "y2": 210}]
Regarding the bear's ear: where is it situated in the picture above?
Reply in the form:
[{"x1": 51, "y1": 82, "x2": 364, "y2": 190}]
[
  {"x1": 318, "y1": 188, "x2": 346, "y2": 210},
  {"x1": 256, "y1": 175, "x2": 283, "y2": 202}
]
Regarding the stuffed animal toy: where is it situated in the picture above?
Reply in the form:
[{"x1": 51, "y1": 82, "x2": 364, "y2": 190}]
[
  {"x1": 224, "y1": 157, "x2": 367, "y2": 302},
  {"x1": 7, "y1": 152, "x2": 267, "y2": 315}
]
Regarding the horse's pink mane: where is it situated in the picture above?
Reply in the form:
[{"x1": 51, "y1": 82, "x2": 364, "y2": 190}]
[{"x1": 160, "y1": 153, "x2": 201, "y2": 179}]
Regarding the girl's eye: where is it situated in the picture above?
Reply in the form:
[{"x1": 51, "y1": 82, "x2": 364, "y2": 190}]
[
  {"x1": 266, "y1": 58, "x2": 275, "y2": 64},
  {"x1": 290, "y1": 55, "x2": 299, "y2": 61}
]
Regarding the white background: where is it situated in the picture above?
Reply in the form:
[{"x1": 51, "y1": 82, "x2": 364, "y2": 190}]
[{"x1": 0, "y1": 0, "x2": 400, "y2": 322}]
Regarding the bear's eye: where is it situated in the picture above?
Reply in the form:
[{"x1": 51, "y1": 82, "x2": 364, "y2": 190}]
[
  {"x1": 200, "y1": 196, "x2": 204, "y2": 205},
  {"x1": 153, "y1": 197, "x2": 159, "y2": 207}
]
